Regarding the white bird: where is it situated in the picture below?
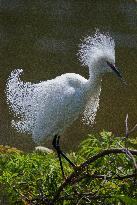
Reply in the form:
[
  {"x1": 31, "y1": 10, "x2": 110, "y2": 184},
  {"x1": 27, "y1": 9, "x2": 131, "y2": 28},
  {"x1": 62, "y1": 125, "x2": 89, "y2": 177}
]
[{"x1": 6, "y1": 31, "x2": 123, "y2": 176}]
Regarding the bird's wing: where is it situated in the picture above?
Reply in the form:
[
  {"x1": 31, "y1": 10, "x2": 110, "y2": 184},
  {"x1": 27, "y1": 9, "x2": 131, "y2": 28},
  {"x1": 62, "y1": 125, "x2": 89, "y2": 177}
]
[
  {"x1": 82, "y1": 85, "x2": 101, "y2": 125},
  {"x1": 32, "y1": 80, "x2": 78, "y2": 141},
  {"x1": 6, "y1": 70, "x2": 77, "y2": 139}
]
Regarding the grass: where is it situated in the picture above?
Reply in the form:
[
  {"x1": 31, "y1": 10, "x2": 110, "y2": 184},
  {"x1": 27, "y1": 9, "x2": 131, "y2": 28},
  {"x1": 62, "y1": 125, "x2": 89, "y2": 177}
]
[{"x1": 0, "y1": 131, "x2": 137, "y2": 204}]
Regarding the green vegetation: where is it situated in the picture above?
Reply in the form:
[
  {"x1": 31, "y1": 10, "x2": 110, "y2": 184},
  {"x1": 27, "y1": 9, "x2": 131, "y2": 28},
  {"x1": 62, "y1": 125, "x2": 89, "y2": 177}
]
[{"x1": 0, "y1": 131, "x2": 137, "y2": 204}]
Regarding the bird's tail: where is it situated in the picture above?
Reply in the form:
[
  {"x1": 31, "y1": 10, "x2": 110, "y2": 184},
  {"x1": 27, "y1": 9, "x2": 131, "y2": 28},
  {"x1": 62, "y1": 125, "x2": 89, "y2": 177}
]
[
  {"x1": 6, "y1": 69, "x2": 25, "y2": 115},
  {"x1": 6, "y1": 69, "x2": 35, "y2": 133}
]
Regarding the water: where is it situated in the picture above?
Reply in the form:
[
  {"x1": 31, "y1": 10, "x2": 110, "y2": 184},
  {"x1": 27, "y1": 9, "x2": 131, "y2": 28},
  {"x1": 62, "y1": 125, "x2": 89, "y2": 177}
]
[{"x1": 0, "y1": 0, "x2": 137, "y2": 152}]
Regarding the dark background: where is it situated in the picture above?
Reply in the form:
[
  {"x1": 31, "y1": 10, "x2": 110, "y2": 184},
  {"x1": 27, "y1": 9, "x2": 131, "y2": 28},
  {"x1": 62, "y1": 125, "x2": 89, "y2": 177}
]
[{"x1": 0, "y1": 0, "x2": 137, "y2": 151}]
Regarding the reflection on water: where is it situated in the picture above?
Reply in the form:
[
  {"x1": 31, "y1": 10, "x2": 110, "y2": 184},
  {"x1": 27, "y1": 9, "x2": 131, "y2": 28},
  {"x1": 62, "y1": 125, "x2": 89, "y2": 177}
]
[{"x1": 0, "y1": 0, "x2": 137, "y2": 152}]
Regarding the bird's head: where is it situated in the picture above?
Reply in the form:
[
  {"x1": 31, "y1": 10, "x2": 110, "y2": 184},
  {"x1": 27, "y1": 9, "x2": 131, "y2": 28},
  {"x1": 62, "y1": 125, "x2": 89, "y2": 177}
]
[
  {"x1": 78, "y1": 31, "x2": 125, "y2": 82},
  {"x1": 93, "y1": 53, "x2": 123, "y2": 80}
]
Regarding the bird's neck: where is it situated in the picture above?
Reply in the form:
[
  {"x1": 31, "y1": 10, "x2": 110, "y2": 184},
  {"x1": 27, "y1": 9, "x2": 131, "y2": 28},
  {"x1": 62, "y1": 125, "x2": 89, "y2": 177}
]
[
  {"x1": 88, "y1": 69, "x2": 102, "y2": 88},
  {"x1": 87, "y1": 69, "x2": 102, "y2": 92}
]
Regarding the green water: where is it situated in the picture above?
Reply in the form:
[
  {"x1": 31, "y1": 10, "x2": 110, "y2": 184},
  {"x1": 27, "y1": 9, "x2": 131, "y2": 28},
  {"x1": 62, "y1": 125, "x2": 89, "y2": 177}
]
[{"x1": 0, "y1": 0, "x2": 137, "y2": 151}]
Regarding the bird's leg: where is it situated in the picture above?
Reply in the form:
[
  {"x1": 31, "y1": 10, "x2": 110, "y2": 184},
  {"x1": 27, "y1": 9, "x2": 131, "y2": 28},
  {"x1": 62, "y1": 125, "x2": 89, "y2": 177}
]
[
  {"x1": 52, "y1": 135, "x2": 65, "y2": 178},
  {"x1": 52, "y1": 135, "x2": 76, "y2": 177},
  {"x1": 58, "y1": 141, "x2": 76, "y2": 168}
]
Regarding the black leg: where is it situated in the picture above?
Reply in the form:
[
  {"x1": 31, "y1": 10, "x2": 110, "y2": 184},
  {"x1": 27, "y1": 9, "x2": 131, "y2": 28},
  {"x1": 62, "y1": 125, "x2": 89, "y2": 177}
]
[
  {"x1": 52, "y1": 135, "x2": 65, "y2": 178},
  {"x1": 52, "y1": 135, "x2": 76, "y2": 178},
  {"x1": 56, "y1": 136, "x2": 65, "y2": 178}
]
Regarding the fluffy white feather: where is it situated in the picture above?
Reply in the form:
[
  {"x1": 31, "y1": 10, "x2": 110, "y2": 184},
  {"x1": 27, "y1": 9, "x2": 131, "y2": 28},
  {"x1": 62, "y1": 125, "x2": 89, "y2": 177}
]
[{"x1": 6, "y1": 31, "x2": 115, "y2": 142}]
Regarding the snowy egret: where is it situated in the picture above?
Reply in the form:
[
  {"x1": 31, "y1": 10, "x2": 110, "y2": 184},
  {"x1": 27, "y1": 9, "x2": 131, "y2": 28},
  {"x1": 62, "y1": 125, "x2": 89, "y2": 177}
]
[{"x1": 6, "y1": 31, "x2": 124, "y2": 176}]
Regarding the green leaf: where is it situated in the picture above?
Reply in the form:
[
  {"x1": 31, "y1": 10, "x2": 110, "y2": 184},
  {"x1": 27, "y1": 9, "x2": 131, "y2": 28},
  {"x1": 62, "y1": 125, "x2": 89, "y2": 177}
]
[{"x1": 117, "y1": 195, "x2": 137, "y2": 205}]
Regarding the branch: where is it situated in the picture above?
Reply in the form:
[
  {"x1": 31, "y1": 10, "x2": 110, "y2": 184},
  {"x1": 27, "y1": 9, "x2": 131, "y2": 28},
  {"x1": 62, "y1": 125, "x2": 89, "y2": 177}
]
[
  {"x1": 127, "y1": 124, "x2": 137, "y2": 137},
  {"x1": 52, "y1": 148, "x2": 137, "y2": 202},
  {"x1": 125, "y1": 113, "x2": 137, "y2": 138},
  {"x1": 125, "y1": 113, "x2": 129, "y2": 137},
  {"x1": 118, "y1": 142, "x2": 137, "y2": 170},
  {"x1": 72, "y1": 172, "x2": 137, "y2": 185}
]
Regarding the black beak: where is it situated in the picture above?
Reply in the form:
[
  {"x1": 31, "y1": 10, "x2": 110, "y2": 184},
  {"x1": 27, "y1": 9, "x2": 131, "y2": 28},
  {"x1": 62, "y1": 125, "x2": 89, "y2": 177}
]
[
  {"x1": 106, "y1": 61, "x2": 127, "y2": 85},
  {"x1": 106, "y1": 61, "x2": 122, "y2": 79}
]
